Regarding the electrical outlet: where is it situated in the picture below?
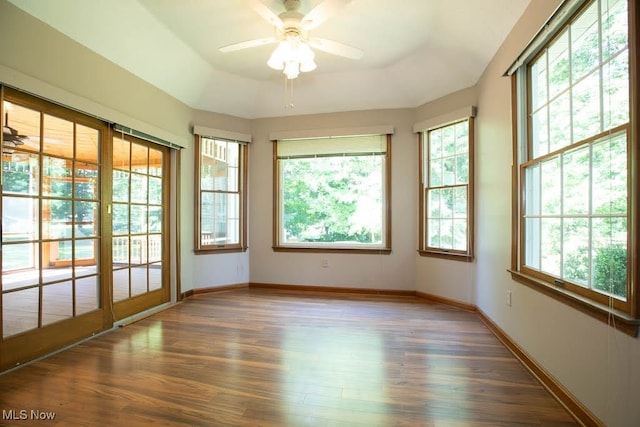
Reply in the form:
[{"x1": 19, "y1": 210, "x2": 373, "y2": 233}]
[
  {"x1": 321, "y1": 259, "x2": 329, "y2": 268},
  {"x1": 506, "y1": 290, "x2": 512, "y2": 307}
]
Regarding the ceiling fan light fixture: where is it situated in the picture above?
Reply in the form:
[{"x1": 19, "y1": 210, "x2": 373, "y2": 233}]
[
  {"x1": 267, "y1": 36, "x2": 316, "y2": 79},
  {"x1": 267, "y1": 40, "x2": 289, "y2": 70},
  {"x1": 283, "y1": 61, "x2": 300, "y2": 79}
]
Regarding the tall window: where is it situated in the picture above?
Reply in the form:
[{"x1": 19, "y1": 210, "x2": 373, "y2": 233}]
[
  {"x1": 419, "y1": 118, "x2": 474, "y2": 260},
  {"x1": 274, "y1": 134, "x2": 391, "y2": 252},
  {"x1": 511, "y1": 0, "x2": 638, "y2": 331},
  {"x1": 195, "y1": 136, "x2": 247, "y2": 253}
]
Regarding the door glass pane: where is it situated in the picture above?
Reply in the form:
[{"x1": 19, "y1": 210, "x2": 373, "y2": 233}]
[
  {"x1": 75, "y1": 239, "x2": 96, "y2": 262},
  {"x1": 130, "y1": 205, "x2": 147, "y2": 234},
  {"x1": 131, "y1": 174, "x2": 148, "y2": 203},
  {"x1": 75, "y1": 201, "x2": 98, "y2": 237},
  {"x1": 149, "y1": 177, "x2": 162, "y2": 204},
  {"x1": 132, "y1": 235, "x2": 148, "y2": 264},
  {"x1": 131, "y1": 265, "x2": 148, "y2": 296},
  {"x1": 4, "y1": 102, "x2": 40, "y2": 152},
  {"x1": 2, "y1": 242, "x2": 39, "y2": 287},
  {"x1": 43, "y1": 156, "x2": 72, "y2": 197},
  {"x1": 3, "y1": 288, "x2": 39, "y2": 337},
  {"x1": 76, "y1": 276, "x2": 100, "y2": 315},
  {"x1": 113, "y1": 268, "x2": 130, "y2": 302},
  {"x1": 112, "y1": 204, "x2": 129, "y2": 235},
  {"x1": 149, "y1": 262, "x2": 162, "y2": 291},
  {"x1": 148, "y1": 235, "x2": 162, "y2": 262},
  {"x1": 75, "y1": 162, "x2": 98, "y2": 200},
  {"x1": 76, "y1": 124, "x2": 99, "y2": 163},
  {"x1": 148, "y1": 207, "x2": 162, "y2": 233},
  {"x1": 131, "y1": 143, "x2": 148, "y2": 174},
  {"x1": 2, "y1": 196, "x2": 38, "y2": 241},
  {"x1": 113, "y1": 237, "x2": 130, "y2": 266},
  {"x1": 2, "y1": 152, "x2": 39, "y2": 195},
  {"x1": 113, "y1": 171, "x2": 130, "y2": 203},
  {"x1": 149, "y1": 148, "x2": 162, "y2": 176},
  {"x1": 43, "y1": 114, "x2": 73, "y2": 159},
  {"x1": 42, "y1": 281, "x2": 73, "y2": 326},
  {"x1": 42, "y1": 199, "x2": 72, "y2": 240}
]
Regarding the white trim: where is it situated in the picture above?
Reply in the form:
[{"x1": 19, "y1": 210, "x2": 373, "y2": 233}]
[
  {"x1": 413, "y1": 106, "x2": 476, "y2": 133},
  {"x1": 193, "y1": 125, "x2": 252, "y2": 143},
  {"x1": 269, "y1": 125, "x2": 394, "y2": 141}
]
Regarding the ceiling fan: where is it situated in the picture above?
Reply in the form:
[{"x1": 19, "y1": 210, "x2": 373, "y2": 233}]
[{"x1": 219, "y1": 0, "x2": 363, "y2": 79}]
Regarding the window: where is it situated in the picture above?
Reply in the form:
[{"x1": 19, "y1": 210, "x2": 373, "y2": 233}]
[
  {"x1": 510, "y1": 0, "x2": 639, "y2": 332},
  {"x1": 274, "y1": 134, "x2": 391, "y2": 252},
  {"x1": 194, "y1": 136, "x2": 247, "y2": 252},
  {"x1": 419, "y1": 118, "x2": 474, "y2": 260}
]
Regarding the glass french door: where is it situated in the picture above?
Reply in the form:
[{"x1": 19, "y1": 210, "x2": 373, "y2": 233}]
[
  {"x1": 110, "y1": 134, "x2": 169, "y2": 321},
  {"x1": 1, "y1": 88, "x2": 109, "y2": 370},
  {"x1": 1, "y1": 88, "x2": 171, "y2": 370}
]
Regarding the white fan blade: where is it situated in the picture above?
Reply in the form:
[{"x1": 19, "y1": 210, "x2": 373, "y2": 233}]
[
  {"x1": 309, "y1": 37, "x2": 363, "y2": 59},
  {"x1": 220, "y1": 37, "x2": 277, "y2": 53},
  {"x1": 248, "y1": 0, "x2": 284, "y2": 28},
  {"x1": 302, "y1": 0, "x2": 352, "y2": 30}
]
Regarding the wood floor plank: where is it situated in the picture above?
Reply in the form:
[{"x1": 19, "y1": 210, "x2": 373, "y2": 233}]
[{"x1": 0, "y1": 288, "x2": 578, "y2": 426}]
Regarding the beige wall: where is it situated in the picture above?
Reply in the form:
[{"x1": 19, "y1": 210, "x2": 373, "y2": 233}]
[
  {"x1": 250, "y1": 109, "x2": 417, "y2": 289},
  {"x1": 1, "y1": 0, "x2": 639, "y2": 424}
]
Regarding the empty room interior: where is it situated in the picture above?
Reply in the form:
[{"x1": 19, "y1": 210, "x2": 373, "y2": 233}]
[{"x1": 0, "y1": 0, "x2": 639, "y2": 425}]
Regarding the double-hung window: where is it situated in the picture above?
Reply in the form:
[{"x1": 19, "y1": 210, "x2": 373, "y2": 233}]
[
  {"x1": 418, "y1": 115, "x2": 474, "y2": 260},
  {"x1": 194, "y1": 134, "x2": 248, "y2": 253},
  {"x1": 274, "y1": 133, "x2": 391, "y2": 252},
  {"x1": 509, "y1": 0, "x2": 639, "y2": 332}
]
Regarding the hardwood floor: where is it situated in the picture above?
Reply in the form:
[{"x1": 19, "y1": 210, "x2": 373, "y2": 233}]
[{"x1": 0, "y1": 288, "x2": 577, "y2": 426}]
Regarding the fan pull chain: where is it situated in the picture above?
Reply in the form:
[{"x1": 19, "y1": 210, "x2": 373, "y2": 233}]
[{"x1": 284, "y1": 75, "x2": 295, "y2": 109}]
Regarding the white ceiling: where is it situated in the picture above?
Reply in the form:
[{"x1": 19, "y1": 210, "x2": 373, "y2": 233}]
[{"x1": 9, "y1": 0, "x2": 531, "y2": 119}]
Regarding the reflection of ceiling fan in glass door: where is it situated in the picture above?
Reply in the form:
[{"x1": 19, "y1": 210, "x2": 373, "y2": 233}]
[{"x1": 2, "y1": 102, "x2": 30, "y2": 155}]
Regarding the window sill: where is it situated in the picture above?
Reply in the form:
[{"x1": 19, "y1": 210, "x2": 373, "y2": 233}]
[
  {"x1": 194, "y1": 246, "x2": 247, "y2": 255},
  {"x1": 508, "y1": 270, "x2": 639, "y2": 337},
  {"x1": 418, "y1": 250, "x2": 473, "y2": 262},
  {"x1": 273, "y1": 246, "x2": 391, "y2": 255}
]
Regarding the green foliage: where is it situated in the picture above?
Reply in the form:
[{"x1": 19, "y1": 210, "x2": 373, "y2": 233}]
[
  {"x1": 2, "y1": 169, "x2": 31, "y2": 193},
  {"x1": 282, "y1": 156, "x2": 382, "y2": 244},
  {"x1": 563, "y1": 246, "x2": 589, "y2": 285},
  {"x1": 592, "y1": 245, "x2": 627, "y2": 298}
]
